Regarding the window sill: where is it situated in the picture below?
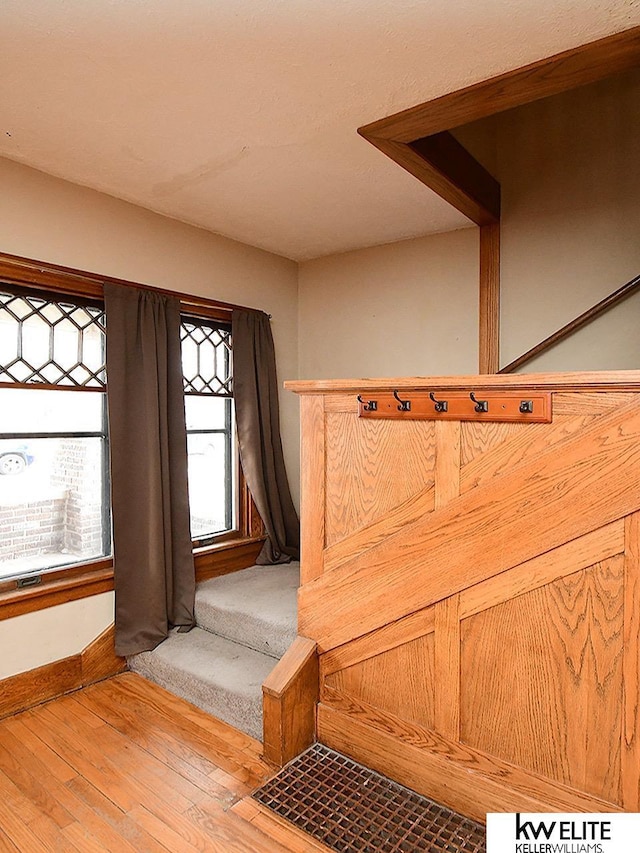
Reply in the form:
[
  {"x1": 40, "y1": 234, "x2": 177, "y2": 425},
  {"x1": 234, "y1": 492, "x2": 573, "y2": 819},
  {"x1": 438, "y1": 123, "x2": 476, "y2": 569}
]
[
  {"x1": 0, "y1": 535, "x2": 267, "y2": 621},
  {"x1": 194, "y1": 535, "x2": 266, "y2": 582},
  {"x1": 0, "y1": 558, "x2": 114, "y2": 621}
]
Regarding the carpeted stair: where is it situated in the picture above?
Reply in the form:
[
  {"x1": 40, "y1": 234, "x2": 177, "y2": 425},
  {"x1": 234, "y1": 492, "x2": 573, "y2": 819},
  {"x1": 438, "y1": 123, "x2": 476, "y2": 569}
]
[{"x1": 129, "y1": 561, "x2": 299, "y2": 741}]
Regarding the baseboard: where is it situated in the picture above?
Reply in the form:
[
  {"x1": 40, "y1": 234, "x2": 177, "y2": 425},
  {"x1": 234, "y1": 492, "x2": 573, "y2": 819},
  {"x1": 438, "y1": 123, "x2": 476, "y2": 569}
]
[
  {"x1": 0, "y1": 624, "x2": 126, "y2": 719},
  {"x1": 317, "y1": 702, "x2": 621, "y2": 822}
]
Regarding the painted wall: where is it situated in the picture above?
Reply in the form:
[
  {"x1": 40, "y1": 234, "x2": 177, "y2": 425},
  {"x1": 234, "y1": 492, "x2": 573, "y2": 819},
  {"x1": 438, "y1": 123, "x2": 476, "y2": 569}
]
[
  {"x1": 298, "y1": 228, "x2": 479, "y2": 379},
  {"x1": 460, "y1": 68, "x2": 640, "y2": 371},
  {"x1": 298, "y1": 69, "x2": 640, "y2": 381},
  {"x1": 0, "y1": 156, "x2": 298, "y2": 678}
]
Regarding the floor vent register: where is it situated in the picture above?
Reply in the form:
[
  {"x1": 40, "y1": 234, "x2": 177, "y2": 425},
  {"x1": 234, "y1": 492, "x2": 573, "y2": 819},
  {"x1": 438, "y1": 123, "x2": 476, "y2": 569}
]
[{"x1": 252, "y1": 742, "x2": 486, "y2": 852}]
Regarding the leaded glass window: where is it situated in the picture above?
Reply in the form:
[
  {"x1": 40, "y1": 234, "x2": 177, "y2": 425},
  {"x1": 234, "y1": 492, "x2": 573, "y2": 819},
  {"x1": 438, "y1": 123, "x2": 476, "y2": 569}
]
[{"x1": 180, "y1": 317, "x2": 235, "y2": 546}]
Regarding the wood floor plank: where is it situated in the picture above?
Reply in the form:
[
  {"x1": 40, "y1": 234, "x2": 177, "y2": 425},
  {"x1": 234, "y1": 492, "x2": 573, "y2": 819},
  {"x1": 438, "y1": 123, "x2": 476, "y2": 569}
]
[
  {"x1": 0, "y1": 796, "x2": 52, "y2": 853},
  {"x1": 1, "y1": 715, "x2": 77, "y2": 783},
  {"x1": 0, "y1": 674, "x2": 310, "y2": 853},
  {"x1": 0, "y1": 674, "x2": 312, "y2": 852},
  {"x1": 0, "y1": 736, "x2": 77, "y2": 828},
  {"x1": 45, "y1": 697, "x2": 209, "y2": 814},
  {"x1": 66, "y1": 777, "x2": 171, "y2": 853},
  {"x1": 73, "y1": 689, "x2": 238, "y2": 805},
  {"x1": 89, "y1": 676, "x2": 269, "y2": 782}
]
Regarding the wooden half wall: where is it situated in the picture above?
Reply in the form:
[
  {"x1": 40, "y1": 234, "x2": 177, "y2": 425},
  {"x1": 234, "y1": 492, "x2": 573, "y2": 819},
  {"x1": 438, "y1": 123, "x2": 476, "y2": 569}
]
[{"x1": 287, "y1": 371, "x2": 640, "y2": 821}]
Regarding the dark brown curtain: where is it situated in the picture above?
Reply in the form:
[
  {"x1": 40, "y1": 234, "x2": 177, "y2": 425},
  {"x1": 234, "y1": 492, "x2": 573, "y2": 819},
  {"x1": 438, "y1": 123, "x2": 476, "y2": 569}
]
[
  {"x1": 232, "y1": 309, "x2": 300, "y2": 564},
  {"x1": 105, "y1": 283, "x2": 195, "y2": 656}
]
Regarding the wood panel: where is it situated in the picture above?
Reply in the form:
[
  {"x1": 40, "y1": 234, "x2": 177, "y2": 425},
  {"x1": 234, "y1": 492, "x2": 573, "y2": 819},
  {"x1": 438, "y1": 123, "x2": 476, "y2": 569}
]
[
  {"x1": 321, "y1": 688, "x2": 620, "y2": 814},
  {"x1": 324, "y1": 414, "x2": 435, "y2": 547},
  {"x1": 323, "y1": 484, "x2": 435, "y2": 572},
  {"x1": 318, "y1": 704, "x2": 621, "y2": 823},
  {"x1": 623, "y1": 512, "x2": 640, "y2": 808},
  {"x1": 460, "y1": 413, "x2": 593, "y2": 489},
  {"x1": 434, "y1": 595, "x2": 460, "y2": 740},
  {"x1": 460, "y1": 557, "x2": 624, "y2": 803},
  {"x1": 434, "y1": 421, "x2": 460, "y2": 509},
  {"x1": 292, "y1": 380, "x2": 640, "y2": 819},
  {"x1": 299, "y1": 397, "x2": 640, "y2": 650},
  {"x1": 320, "y1": 605, "x2": 435, "y2": 677},
  {"x1": 325, "y1": 633, "x2": 435, "y2": 731},
  {"x1": 262, "y1": 637, "x2": 318, "y2": 767},
  {"x1": 460, "y1": 419, "x2": 525, "y2": 467},
  {"x1": 300, "y1": 395, "x2": 325, "y2": 584}
]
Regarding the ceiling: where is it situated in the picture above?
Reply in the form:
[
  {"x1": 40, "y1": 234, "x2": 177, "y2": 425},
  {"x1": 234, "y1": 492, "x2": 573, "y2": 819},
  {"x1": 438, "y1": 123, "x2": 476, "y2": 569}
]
[{"x1": 0, "y1": 1, "x2": 638, "y2": 261}]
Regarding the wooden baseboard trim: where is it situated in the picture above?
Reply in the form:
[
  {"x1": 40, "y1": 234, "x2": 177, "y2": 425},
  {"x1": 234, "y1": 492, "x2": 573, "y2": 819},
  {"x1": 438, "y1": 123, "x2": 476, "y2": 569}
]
[
  {"x1": 317, "y1": 703, "x2": 621, "y2": 822},
  {"x1": 0, "y1": 624, "x2": 126, "y2": 719}
]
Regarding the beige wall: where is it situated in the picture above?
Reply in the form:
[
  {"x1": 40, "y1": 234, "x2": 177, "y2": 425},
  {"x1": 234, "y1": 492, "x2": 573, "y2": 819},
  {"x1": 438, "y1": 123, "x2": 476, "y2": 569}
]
[
  {"x1": 299, "y1": 69, "x2": 640, "y2": 383},
  {"x1": 462, "y1": 68, "x2": 640, "y2": 371},
  {"x1": 298, "y1": 228, "x2": 479, "y2": 379},
  {"x1": 0, "y1": 156, "x2": 298, "y2": 678}
]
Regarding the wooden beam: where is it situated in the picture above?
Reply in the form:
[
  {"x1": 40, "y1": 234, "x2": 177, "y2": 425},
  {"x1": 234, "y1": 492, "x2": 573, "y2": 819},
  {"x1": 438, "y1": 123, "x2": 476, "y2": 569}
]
[
  {"x1": 360, "y1": 132, "x2": 499, "y2": 225},
  {"x1": 409, "y1": 132, "x2": 500, "y2": 223},
  {"x1": 479, "y1": 222, "x2": 501, "y2": 372},
  {"x1": 359, "y1": 26, "x2": 640, "y2": 142}
]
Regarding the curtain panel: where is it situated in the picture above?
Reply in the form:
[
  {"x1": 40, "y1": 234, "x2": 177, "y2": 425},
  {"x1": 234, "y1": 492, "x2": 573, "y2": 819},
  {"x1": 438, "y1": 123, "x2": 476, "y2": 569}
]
[
  {"x1": 104, "y1": 283, "x2": 195, "y2": 656},
  {"x1": 232, "y1": 308, "x2": 300, "y2": 564}
]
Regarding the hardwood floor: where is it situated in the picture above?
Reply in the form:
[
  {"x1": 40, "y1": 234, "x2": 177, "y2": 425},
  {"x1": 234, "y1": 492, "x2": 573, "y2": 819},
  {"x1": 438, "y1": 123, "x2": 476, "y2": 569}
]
[{"x1": 0, "y1": 672, "x2": 319, "y2": 852}]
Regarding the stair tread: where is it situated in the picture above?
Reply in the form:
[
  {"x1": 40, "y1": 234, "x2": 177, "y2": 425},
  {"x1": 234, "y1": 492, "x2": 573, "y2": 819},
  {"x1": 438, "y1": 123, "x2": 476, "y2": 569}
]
[
  {"x1": 195, "y1": 561, "x2": 299, "y2": 658},
  {"x1": 129, "y1": 628, "x2": 274, "y2": 740}
]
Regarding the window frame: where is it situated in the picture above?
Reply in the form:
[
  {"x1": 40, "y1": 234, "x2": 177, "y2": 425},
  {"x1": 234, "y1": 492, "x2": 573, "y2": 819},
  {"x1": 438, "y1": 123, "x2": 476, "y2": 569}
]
[
  {"x1": 180, "y1": 313, "x2": 237, "y2": 548},
  {"x1": 0, "y1": 251, "x2": 266, "y2": 621}
]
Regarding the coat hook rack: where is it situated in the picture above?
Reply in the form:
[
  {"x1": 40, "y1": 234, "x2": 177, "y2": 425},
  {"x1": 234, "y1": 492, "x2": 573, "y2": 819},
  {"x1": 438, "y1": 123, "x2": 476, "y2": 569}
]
[
  {"x1": 469, "y1": 391, "x2": 489, "y2": 413},
  {"x1": 357, "y1": 394, "x2": 378, "y2": 412},
  {"x1": 393, "y1": 390, "x2": 411, "y2": 412},
  {"x1": 429, "y1": 391, "x2": 448, "y2": 413}
]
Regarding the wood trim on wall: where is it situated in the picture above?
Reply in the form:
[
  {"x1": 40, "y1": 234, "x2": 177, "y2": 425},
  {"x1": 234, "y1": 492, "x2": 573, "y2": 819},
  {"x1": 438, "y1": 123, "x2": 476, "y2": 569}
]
[
  {"x1": 361, "y1": 133, "x2": 500, "y2": 225},
  {"x1": 479, "y1": 222, "x2": 500, "y2": 373},
  {"x1": 0, "y1": 250, "x2": 244, "y2": 321},
  {"x1": 0, "y1": 624, "x2": 126, "y2": 719},
  {"x1": 358, "y1": 26, "x2": 640, "y2": 142}
]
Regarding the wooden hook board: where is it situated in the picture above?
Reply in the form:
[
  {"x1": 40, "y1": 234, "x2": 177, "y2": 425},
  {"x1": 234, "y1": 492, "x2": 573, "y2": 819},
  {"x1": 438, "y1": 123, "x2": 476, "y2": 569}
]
[{"x1": 357, "y1": 391, "x2": 552, "y2": 423}]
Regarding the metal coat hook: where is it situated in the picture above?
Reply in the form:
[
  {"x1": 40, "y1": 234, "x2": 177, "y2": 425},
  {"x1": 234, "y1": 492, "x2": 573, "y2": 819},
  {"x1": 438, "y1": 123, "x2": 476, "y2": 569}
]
[
  {"x1": 357, "y1": 394, "x2": 377, "y2": 412},
  {"x1": 393, "y1": 390, "x2": 411, "y2": 412},
  {"x1": 469, "y1": 391, "x2": 489, "y2": 413},
  {"x1": 429, "y1": 391, "x2": 448, "y2": 413}
]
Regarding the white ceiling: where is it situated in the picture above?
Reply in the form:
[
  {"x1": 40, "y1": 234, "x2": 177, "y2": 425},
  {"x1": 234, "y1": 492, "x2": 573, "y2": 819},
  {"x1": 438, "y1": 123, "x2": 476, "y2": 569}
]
[{"x1": 0, "y1": 1, "x2": 638, "y2": 261}]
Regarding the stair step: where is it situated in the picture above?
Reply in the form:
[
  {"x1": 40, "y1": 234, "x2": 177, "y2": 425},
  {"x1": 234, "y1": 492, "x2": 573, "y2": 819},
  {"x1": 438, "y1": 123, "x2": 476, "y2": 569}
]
[
  {"x1": 128, "y1": 627, "x2": 275, "y2": 741},
  {"x1": 195, "y1": 561, "x2": 299, "y2": 659}
]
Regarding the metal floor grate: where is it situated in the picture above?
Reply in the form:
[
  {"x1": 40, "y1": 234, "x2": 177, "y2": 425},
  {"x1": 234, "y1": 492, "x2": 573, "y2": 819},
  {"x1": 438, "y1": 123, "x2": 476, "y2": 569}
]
[{"x1": 252, "y1": 743, "x2": 486, "y2": 852}]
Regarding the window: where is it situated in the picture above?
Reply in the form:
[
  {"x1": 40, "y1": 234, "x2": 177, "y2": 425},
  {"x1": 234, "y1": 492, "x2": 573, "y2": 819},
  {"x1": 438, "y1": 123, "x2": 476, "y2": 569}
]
[
  {"x1": 0, "y1": 286, "x2": 111, "y2": 582},
  {"x1": 180, "y1": 316, "x2": 236, "y2": 547}
]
